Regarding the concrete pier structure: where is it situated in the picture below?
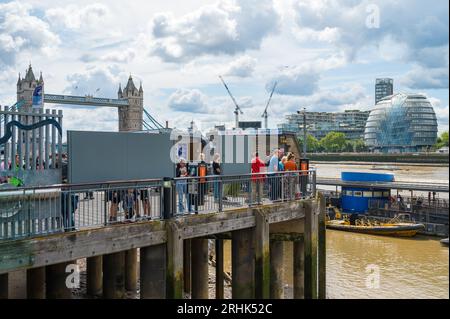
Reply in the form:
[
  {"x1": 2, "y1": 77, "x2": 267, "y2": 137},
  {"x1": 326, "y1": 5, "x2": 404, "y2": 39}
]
[
  {"x1": 27, "y1": 267, "x2": 46, "y2": 299},
  {"x1": 0, "y1": 274, "x2": 8, "y2": 299},
  {"x1": 87, "y1": 256, "x2": 103, "y2": 297},
  {"x1": 125, "y1": 248, "x2": 138, "y2": 292},
  {"x1": 269, "y1": 241, "x2": 284, "y2": 299},
  {"x1": 103, "y1": 252, "x2": 125, "y2": 299},
  {"x1": 46, "y1": 262, "x2": 73, "y2": 299},
  {"x1": 191, "y1": 239, "x2": 209, "y2": 299},
  {"x1": 0, "y1": 196, "x2": 325, "y2": 300},
  {"x1": 140, "y1": 244, "x2": 166, "y2": 299}
]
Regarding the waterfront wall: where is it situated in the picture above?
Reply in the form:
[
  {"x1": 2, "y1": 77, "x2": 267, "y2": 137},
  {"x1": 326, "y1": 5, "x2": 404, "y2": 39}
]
[{"x1": 309, "y1": 153, "x2": 449, "y2": 164}]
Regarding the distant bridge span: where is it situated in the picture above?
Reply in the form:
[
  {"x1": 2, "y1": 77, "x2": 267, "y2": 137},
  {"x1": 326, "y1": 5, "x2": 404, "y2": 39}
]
[{"x1": 44, "y1": 94, "x2": 129, "y2": 107}]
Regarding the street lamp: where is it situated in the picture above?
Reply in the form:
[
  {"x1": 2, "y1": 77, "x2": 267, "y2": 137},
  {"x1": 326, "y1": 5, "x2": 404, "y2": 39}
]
[{"x1": 297, "y1": 108, "x2": 307, "y2": 158}]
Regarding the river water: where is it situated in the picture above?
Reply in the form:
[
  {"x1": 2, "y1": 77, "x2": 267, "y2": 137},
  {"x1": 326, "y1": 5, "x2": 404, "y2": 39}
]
[{"x1": 224, "y1": 163, "x2": 449, "y2": 299}]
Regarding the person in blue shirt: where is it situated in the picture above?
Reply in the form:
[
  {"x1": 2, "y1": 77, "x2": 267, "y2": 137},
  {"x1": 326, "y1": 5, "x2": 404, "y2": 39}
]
[{"x1": 268, "y1": 150, "x2": 280, "y2": 200}]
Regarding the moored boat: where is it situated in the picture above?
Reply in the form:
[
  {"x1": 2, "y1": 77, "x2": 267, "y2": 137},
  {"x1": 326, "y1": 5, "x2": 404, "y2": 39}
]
[
  {"x1": 326, "y1": 219, "x2": 425, "y2": 237},
  {"x1": 326, "y1": 208, "x2": 425, "y2": 237},
  {"x1": 440, "y1": 238, "x2": 449, "y2": 246}
]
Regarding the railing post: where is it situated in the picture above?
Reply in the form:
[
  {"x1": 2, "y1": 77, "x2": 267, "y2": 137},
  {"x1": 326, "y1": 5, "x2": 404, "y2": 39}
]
[
  {"x1": 218, "y1": 177, "x2": 223, "y2": 212},
  {"x1": 248, "y1": 178, "x2": 252, "y2": 207},
  {"x1": 163, "y1": 178, "x2": 174, "y2": 219},
  {"x1": 104, "y1": 185, "x2": 108, "y2": 226},
  {"x1": 312, "y1": 170, "x2": 317, "y2": 197}
]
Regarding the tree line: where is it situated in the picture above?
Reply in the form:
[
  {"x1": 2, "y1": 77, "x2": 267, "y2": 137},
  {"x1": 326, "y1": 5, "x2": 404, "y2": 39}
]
[
  {"x1": 298, "y1": 131, "x2": 449, "y2": 153},
  {"x1": 298, "y1": 132, "x2": 368, "y2": 153}
]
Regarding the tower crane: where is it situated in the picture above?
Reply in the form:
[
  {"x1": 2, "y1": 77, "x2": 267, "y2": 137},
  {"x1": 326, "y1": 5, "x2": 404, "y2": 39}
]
[
  {"x1": 261, "y1": 82, "x2": 278, "y2": 129},
  {"x1": 219, "y1": 75, "x2": 243, "y2": 129}
]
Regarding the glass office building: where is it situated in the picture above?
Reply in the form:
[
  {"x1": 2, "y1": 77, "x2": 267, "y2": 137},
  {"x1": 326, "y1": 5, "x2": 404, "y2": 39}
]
[
  {"x1": 364, "y1": 93, "x2": 438, "y2": 153},
  {"x1": 278, "y1": 110, "x2": 370, "y2": 140},
  {"x1": 375, "y1": 78, "x2": 394, "y2": 104}
]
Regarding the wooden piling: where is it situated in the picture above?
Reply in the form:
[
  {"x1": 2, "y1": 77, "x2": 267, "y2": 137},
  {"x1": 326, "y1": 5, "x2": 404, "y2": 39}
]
[
  {"x1": 166, "y1": 221, "x2": 184, "y2": 299},
  {"x1": 304, "y1": 201, "x2": 319, "y2": 299},
  {"x1": 0, "y1": 273, "x2": 8, "y2": 299},
  {"x1": 140, "y1": 244, "x2": 166, "y2": 299},
  {"x1": 232, "y1": 228, "x2": 255, "y2": 299},
  {"x1": 46, "y1": 262, "x2": 74, "y2": 299},
  {"x1": 183, "y1": 239, "x2": 191, "y2": 294},
  {"x1": 125, "y1": 248, "x2": 138, "y2": 292},
  {"x1": 318, "y1": 193, "x2": 327, "y2": 299},
  {"x1": 269, "y1": 240, "x2": 284, "y2": 299},
  {"x1": 293, "y1": 239, "x2": 305, "y2": 299},
  {"x1": 255, "y1": 210, "x2": 270, "y2": 299},
  {"x1": 215, "y1": 239, "x2": 224, "y2": 299},
  {"x1": 191, "y1": 238, "x2": 209, "y2": 299},
  {"x1": 87, "y1": 256, "x2": 103, "y2": 297},
  {"x1": 103, "y1": 252, "x2": 125, "y2": 299},
  {"x1": 27, "y1": 267, "x2": 46, "y2": 299}
]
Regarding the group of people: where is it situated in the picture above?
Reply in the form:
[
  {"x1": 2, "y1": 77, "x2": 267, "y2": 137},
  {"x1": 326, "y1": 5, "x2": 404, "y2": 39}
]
[
  {"x1": 108, "y1": 188, "x2": 152, "y2": 222},
  {"x1": 176, "y1": 153, "x2": 222, "y2": 214},
  {"x1": 251, "y1": 149, "x2": 299, "y2": 203}
]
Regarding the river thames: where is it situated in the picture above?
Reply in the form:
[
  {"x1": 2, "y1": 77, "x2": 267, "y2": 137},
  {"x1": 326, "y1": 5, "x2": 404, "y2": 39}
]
[
  {"x1": 222, "y1": 163, "x2": 449, "y2": 299},
  {"x1": 315, "y1": 163, "x2": 448, "y2": 298}
]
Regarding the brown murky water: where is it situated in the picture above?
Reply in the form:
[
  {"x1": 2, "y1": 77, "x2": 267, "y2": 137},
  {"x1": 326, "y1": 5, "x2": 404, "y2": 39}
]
[{"x1": 223, "y1": 164, "x2": 449, "y2": 299}]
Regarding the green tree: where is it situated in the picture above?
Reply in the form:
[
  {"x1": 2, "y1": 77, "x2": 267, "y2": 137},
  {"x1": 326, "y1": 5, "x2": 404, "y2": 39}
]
[
  {"x1": 435, "y1": 131, "x2": 449, "y2": 149},
  {"x1": 298, "y1": 134, "x2": 321, "y2": 153},
  {"x1": 320, "y1": 132, "x2": 347, "y2": 152},
  {"x1": 354, "y1": 139, "x2": 368, "y2": 153}
]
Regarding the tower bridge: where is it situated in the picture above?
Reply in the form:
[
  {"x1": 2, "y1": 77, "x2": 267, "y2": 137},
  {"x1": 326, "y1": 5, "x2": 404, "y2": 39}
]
[{"x1": 15, "y1": 64, "x2": 163, "y2": 132}]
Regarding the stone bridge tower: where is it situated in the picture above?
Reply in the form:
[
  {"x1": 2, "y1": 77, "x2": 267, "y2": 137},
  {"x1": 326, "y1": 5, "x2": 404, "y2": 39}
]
[
  {"x1": 17, "y1": 64, "x2": 44, "y2": 112},
  {"x1": 118, "y1": 75, "x2": 143, "y2": 132}
]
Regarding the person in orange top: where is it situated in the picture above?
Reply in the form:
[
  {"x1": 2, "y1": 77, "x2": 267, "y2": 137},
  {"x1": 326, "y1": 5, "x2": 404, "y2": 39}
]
[
  {"x1": 284, "y1": 152, "x2": 297, "y2": 171},
  {"x1": 284, "y1": 153, "x2": 297, "y2": 199},
  {"x1": 251, "y1": 152, "x2": 266, "y2": 204}
]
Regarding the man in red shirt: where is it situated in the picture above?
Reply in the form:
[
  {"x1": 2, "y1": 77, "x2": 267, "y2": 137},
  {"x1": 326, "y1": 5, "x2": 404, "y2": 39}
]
[{"x1": 251, "y1": 152, "x2": 266, "y2": 204}]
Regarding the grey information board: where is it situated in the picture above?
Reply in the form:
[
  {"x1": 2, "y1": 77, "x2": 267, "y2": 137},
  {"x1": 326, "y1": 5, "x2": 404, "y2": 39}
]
[{"x1": 68, "y1": 131, "x2": 175, "y2": 183}]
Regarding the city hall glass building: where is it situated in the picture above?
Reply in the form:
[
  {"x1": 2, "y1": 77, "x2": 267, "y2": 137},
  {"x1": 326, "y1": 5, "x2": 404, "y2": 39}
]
[{"x1": 364, "y1": 93, "x2": 438, "y2": 153}]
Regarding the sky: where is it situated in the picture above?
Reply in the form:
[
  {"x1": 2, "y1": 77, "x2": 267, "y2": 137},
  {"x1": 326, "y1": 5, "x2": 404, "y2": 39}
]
[{"x1": 0, "y1": 0, "x2": 448, "y2": 135}]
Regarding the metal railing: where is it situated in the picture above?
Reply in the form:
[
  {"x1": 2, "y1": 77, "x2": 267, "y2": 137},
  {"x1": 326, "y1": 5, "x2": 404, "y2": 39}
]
[
  {"x1": 0, "y1": 169, "x2": 317, "y2": 241},
  {"x1": 0, "y1": 179, "x2": 163, "y2": 241},
  {"x1": 173, "y1": 169, "x2": 316, "y2": 216}
]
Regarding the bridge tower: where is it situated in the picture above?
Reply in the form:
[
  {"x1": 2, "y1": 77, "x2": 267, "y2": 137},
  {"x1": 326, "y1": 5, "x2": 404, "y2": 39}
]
[
  {"x1": 17, "y1": 64, "x2": 44, "y2": 112},
  {"x1": 118, "y1": 75, "x2": 143, "y2": 132}
]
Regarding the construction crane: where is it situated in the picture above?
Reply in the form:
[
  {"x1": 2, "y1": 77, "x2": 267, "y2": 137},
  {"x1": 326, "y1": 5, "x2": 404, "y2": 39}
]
[
  {"x1": 261, "y1": 82, "x2": 277, "y2": 129},
  {"x1": 219, "y1": 75, "x2": 243, "y2": 129}
]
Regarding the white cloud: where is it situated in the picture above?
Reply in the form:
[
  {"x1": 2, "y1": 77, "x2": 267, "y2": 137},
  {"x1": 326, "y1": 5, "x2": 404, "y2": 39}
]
[
  {"x1": 64, "y1": 65, "x2": 124, "y2": 98},
  {"x1": 225, "y1": 55, "x2": 257, "y2": 77},
  {"x1": 292, "y1": 0, "x2": 449, "y2": 89},
  {"x1": 81, "y1": 49, "x2": 136, "y2": 64},
  {"x1": 45, "y1": 3, "x2": 110, "y2": 31},
  {"x1": 0, "y1": 1, "x2": 60, "y2": 68},
  {"x1": 401, "y1": 66, "x2": 449, "y2": 90},
  {"x1": 150, "y1": 0, "x2": 280, "y2": 62},
  {"x1": 168, "y1": 88, "x2": 210, "y2": 113},
  {"x1": 265, "y1": 54, "x2": 346, "y2": 96}
]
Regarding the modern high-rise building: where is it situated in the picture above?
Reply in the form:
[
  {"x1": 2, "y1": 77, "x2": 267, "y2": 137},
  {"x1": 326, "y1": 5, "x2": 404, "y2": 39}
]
[
  {"x1": 364, "y1": 93, "x2": 438, "y2": 153},
  {"x1": 375, "y1": 78, "x2": 393, "y2": 104},
  {"x1": 278, "y1": 110, "x2": 370, "y2": 140}
]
